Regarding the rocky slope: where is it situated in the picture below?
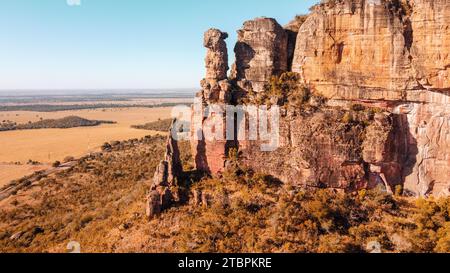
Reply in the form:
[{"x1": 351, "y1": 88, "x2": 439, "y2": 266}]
[{"x1": 179, "y1": 0, "x2": 450, "y2": 197}]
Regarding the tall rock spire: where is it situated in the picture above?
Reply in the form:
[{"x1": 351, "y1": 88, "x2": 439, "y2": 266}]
[
  {"x1": 204, "y1": 29, "x2": 229, "y2": 81},
  {"x1": 146, "y1": 120, "x2": 183, "y2": 219}
]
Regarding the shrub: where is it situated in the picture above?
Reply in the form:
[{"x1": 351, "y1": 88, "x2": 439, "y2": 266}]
[
  {"x1": 64, "y1": 156, "x2": 75, "y2": 163},
  {"x1": 341, "y1": 112, "x2": 354, "y2": 124},
  {"x1": 132, "y1": 118, "x2": 173, "y2": 132},
  {"x1": 52, "y1": 161, "x2": 61, "y2": 168},
  {"x1": 351, "y1": 104, "x2": 365, "y2": 112}
]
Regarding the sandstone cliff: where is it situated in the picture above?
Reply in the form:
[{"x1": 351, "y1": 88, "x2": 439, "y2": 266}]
[
  {"x1": 184, "y1": 0, "x2": 450, "y2": 197},
  {"x1": 289, "y1": 0, "x2": 449, "y2": 196}
]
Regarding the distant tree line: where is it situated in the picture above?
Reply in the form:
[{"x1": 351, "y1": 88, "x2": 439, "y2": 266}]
[
  {"x1": 0, "y1": 116, "x2": 115, "y2": 132},
  {"x1": 0, "y1": 103, "x2": 189, "y2": 112},
  {"x1": 131, "y1": 118, "x2": 173, "y2": 132}
]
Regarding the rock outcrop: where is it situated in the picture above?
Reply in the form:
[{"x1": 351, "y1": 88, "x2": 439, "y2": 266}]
[
  {"x1": 191, "y1": 29, "x2": 234, "y2": 174},
  {"x1": 397, "y1": 101, "x2": 450, "y2": 196},
  {"x1": 238, "y1": 106, "x2": 405, "y2": 193},
  {"x1": 204, "y1": 29, "x2": 229, "y2": 81},
  {"x1": 292, "y1": 0, "x2": 414, "y2": 101},
  {"x1": 199, "y1": 29, "x2": 231, "y2": 103},
  {"x1": 284, "y1": 15, "x2": 308, "y2": 71},
  {"x1": 232, "y1": 17, "x2": 289, "y2": 93},
  {"x1": 183, "y1": 0, "x2": 450, "y2": 197},
  {"x1": 146, "y1": 121, "x2": 182, "y2": 219},
  {"x1": 288, "y1": 0, "x2": 450, "y2": 196},
  {"x1": 410, "y1": 0, "x2": 450, "y2": 91}
]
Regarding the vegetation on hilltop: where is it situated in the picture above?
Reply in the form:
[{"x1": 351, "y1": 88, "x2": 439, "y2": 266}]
[
  {"x1": 0, "y1": 116, "x2": 115, "y2": 132},
  {"x1": 131, "y1": 118, "x2": 173, "y2": 132},
  {"x1": 241, "y1": 72, "x2": 326, "y2": 110},
  {"x1": 142, "y1": 159, "x2": 450, "y2": 253},
  {"x1": 0, "y1": 135, "x2": 168, "y2": 252},
  {"x1": 0, "y1": 102, "x2": 187, "y2": 112}
]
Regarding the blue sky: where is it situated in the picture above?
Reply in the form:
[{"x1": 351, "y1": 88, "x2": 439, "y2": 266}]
[{"x1": 0, "y1": 0, "x2": 317, "y2": 90}]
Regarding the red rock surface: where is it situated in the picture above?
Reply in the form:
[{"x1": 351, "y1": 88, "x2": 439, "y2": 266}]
[{"x1": 187, "y1": 0, "x2": 450, "y2": 197}]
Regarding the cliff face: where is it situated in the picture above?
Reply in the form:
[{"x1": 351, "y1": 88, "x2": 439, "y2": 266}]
[
  {"x1": 293, "y1": 0, "x2": 411, "y2": 101},
  {"x1": 292, "y1": 0, "x2": 449, "y2": 100},
  {"x1": 188, "y1": 0, "x2": 450, "y2": 197},
  {"x1": 289, "y1": 0, "x2": 450, "y2": 196},
  {"x1": 232, "y1": 18, "x2": 289, "y2": 93},
  {"x1": 410, "y1": 0, "x2": 450, "y2": 92},
  {"x1": 191, "y1": 29, "x2": 234, "y2": 174},
  {"x1": 239, "y1": 109, "x2": 404, "y2": 192}
]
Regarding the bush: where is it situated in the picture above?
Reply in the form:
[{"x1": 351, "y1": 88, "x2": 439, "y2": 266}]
[
  {"x1": 341, "y1": 112, "x2": 354, "y2": 124},
  {"x1": 265, "y1": 72, "x2": 311, "y2": 107},
  {"x1": 64, "y1": 156, "x2": 75, "y2": 163},
  {"x1": 132, "y1": 118, "x2": 173, "y2": 132},
  {"x1": 52, "y1": 161, "x2": 61, "y2": 168}
]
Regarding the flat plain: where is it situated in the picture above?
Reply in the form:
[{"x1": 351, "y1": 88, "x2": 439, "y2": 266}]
[{"x1": 0, "y1": 106, "x2": 175, "y2": 186}]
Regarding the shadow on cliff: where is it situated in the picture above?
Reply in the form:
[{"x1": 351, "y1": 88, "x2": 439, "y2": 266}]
[
  {"x1": 394, "y1": 112, "x2": 418, "y2": 195},
  {"x1": 194, "y1": 134, "x2": 209, "y2": 173},
  {"x1": 234, "y1": 42, "x2": 256, "y2": 79}
]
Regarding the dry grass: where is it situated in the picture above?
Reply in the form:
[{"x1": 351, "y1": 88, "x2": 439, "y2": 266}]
[
  {"x1": 0, "y1": 107, "x2": 173, "y2": 127},
  {"x1": 0, "y1": 99, "x2": 183, "y2": 189},
  {"x1": 0, "y1": 135, "x2": 168, "y2": 253},
  {"x1": 1, "y1": 136, "x2": 449, "y2": 253},
  {"x1": 0, "y1": 107, "x2": 173, "y2": 184},
  {"x1": 0, "y1": 164, "x2": 49, "y2": 188}
]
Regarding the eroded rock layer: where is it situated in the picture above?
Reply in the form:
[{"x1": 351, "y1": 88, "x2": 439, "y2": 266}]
[
  {"x1": 292, "y1": 0, "x2": 413, "y2": 100},
  {"x1": 232, "y1": 17, "x2": 289, "y2": 93},
  {"x1": 191, "y1": 29, "x2": 234, "y2": 174},
  {"x1": 186, "y1": 0, "x2": 450, "y2": 197},
  {"x1": 288, "y1": 0, "x2": 449, "y2": 196}
]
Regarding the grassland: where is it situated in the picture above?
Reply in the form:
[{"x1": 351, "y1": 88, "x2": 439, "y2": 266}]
[
  {"x1": 0, "y1": 164, "x2": 49, "y2": 188},
  {"x1": 0, "y1": 135, "x2": 168, "y2": 252},
  {"x1": 0, "y1": 107, "x2": 174, "y2": 185}
]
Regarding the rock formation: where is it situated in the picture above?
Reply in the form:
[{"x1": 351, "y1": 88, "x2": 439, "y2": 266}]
[
  {"x1": 204, "y1": 29, "x2": 229, "y2": 81},
  {"x1": 199, "y1": 29, "x2": 231, "y2": 103},
  {"x1": 146, "y1": 121, "x2": 182, "y2": 219},
  {"x1": 289, "y1": 0, "x2": 450, "y2": 196},
  {"x1": 177, "y1": 0, "x2": 450, "y2": 198},
  {"x1": 191, "y1": 29, "x2": 234, "y2": 174},
  {"x1": 292, "y1": 0, "x2": 413, "y2": 101},
  {"x1": 232, "y1": 17, "x2": 289, "y2": 93},
  {"x1": 410, "y1": 0, "x2": 450, "y2": 91},
  {"x1": 238, "y1": 106, "x2": 407, "y2": 193}
]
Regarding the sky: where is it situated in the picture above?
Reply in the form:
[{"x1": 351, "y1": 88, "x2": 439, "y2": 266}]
[{"x1": 0, "y1": 0, "x2": 318, "y2": 91}]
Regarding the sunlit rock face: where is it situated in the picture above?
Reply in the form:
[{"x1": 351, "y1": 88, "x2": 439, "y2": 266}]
[
  {"x1": 186, "y1": 0, "x2": 450, "y2": 197},
  {"x1": 204, "y1": 28, "x2": 229, "y2": 82},
  {"x1": 238, "y1": 108, "x2": 401, "y2": 192},
  {"x1": 232, "y1": 17, "x2": 289, "y2": 93},
  {"x1": 396, "y1": 94, "x2": 450, "y2": 197},
  {"x1": 191, "y1": 29, "x2": 234, "y2": 174},
  {"x1": 292, "y1": 0, "x2": 413, "y2": 101},
  {"x1": 288, "y1": 0, "x2": 450, "y2": 196},
  {"x1": 410, "y1": 0, "x2": 450, "y2": 91}
]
